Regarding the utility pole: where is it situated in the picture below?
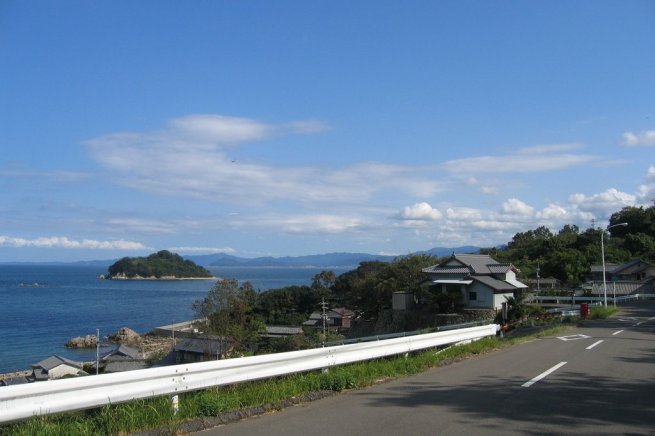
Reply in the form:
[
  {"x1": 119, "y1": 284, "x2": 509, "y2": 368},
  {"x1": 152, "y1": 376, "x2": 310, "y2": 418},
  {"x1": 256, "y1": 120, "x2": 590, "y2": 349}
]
[
  {"x1": 321, "y1": 298, "x2": 328, "y2": 347},
  {"x1": 96, "y1": 328, "x2": 100, "y2": 375}
]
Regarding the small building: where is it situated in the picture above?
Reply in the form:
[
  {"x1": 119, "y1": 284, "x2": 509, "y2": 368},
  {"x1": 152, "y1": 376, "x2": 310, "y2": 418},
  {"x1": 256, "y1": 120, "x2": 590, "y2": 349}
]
[
  {"x1": 262, "y1": 326, "x2": 304, "y2": 338},
  {"x1": 32, "y1": 356, "x2": 86, "y2": 381},
  {"x1": 422, "y1": 254, "x2": 528, "y2": 310},
  {"x1": 392, "y1": 292, "x2": 416, "y2": 311},
  {"x1": 303, "y1": 307, "x2": 355, "y2": 332},
  {"x1": 1, "y1": 376, "x2": 32, "y2": 386},
  {"x1": 173, "y1": 337, "x2": 231, "y2": 363},
  {"x1": 94, "y1": 344, "x2": 148, "y2": 373},
  {"x1": 585, "y1": 259, "x2": 655, "y2": 295}
]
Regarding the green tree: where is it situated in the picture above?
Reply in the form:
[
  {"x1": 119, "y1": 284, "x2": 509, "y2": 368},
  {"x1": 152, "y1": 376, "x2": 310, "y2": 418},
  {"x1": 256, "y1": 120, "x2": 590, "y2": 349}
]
[{"x1": 192, "y1": 279, "x2": 265, "y2": 355}]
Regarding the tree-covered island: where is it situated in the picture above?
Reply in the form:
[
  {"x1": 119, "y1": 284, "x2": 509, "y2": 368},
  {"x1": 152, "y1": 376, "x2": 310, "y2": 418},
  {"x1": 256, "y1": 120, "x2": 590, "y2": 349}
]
[{"x1": 106, "y1": 250, "x2": 214, "y2": 279}]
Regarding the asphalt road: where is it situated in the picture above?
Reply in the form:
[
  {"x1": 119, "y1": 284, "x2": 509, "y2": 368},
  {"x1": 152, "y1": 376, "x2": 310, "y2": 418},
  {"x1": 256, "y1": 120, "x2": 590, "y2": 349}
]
[{"x1": 196, "y1": 301, "x2": 655, "y2": 435}]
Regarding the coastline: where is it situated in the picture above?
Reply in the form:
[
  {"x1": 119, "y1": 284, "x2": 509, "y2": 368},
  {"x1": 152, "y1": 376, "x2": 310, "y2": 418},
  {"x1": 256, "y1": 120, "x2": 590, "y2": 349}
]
[{"x1": 105, "y1": 275, "x2": 219, "y2": 281}]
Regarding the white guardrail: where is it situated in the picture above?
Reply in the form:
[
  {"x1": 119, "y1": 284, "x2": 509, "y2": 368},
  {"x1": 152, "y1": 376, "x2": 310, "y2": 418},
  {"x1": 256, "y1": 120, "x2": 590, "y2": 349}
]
[{"x1": 0, "y1": 324, "x2": 498, "y2": 423}]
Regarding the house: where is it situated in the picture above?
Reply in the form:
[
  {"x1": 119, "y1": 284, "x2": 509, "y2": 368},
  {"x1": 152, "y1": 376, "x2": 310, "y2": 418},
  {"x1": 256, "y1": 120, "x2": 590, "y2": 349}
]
[
  {"x1": 1, "y1": 376, "x2": 32, "y2": 386},
  {"x1": 422, "y1": 254, "x2": 528, "y2": 310},
  {"x1": 303, "y1": 307, "x2": 355, "y2": 332},
  {"x1": 31, "y1": 355, "x2": 86, "y2": 381},
  {"x1": 173, "y1": 337, "x2": 231, "y2": 363},
  {"x1": 262, "y1": 326, "x2": 304, "y2": 338},
  {"x1": 93, "y1": 344, "x2": 147, "y2": 373},
  {"x1": 585, "y1": 259, "x2": 655, "y2": 295}
]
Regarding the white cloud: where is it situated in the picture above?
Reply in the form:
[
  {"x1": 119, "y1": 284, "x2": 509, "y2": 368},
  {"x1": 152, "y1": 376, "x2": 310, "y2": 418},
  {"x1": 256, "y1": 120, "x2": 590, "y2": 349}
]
[
  {"x1": 501, "y1": 198, "x2": 535, "y2": 217},
  {"x1": 399, "y1": 202, "x2": 443, "y2": 220},
  {"x1": 441, "y1": 143, "x2": 601, "y2": 174},
  {"x1": 278, "y1": 215, "x2": 364, "y2": 234},
  {"x1": 168, "y1": 246, "x2": 236, "y2": 254},
  {"x1": 481, "y1": 186, "x2": 499, "y2": 195},
  {"x1": 620, "y1": 131, "x2": 655, "y2": 147},
  {"x1": 568, "y1": 188, "x2": 636, "y2": 215},
  {"x1": 0, "y1": 235, "x2": 148, "y2": 250},
  {"x1": 537, "y1": 204, "x2": 568, "y2": 220},
  {"x1": 170, "y1": 114, "x2": 273, "y2": 144},
  {"x1": 85, "y1": 115, "x2": 442, "y2": 207},
  {"x1": 445, "y1": 207, "x2": 483, "y2": 221},
  {"x1": 637, "y1": 165, "x2": 655, "y2": 204}
]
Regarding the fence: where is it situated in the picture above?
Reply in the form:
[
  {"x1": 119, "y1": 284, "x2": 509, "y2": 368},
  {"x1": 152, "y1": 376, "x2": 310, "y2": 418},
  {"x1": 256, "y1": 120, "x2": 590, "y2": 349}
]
[{"x1": 0, "y1": 324, "x2": 498, "y2": 423}]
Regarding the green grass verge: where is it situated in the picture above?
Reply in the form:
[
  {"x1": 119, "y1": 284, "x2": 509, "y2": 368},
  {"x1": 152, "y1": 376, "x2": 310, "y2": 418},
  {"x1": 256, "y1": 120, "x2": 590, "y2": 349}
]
[
  {"x1": 588, "y1": 305, "x2": 620, "y2": 319},
  {"x1": 1, "y1": 325, "x2": 568, "y2": 436}
]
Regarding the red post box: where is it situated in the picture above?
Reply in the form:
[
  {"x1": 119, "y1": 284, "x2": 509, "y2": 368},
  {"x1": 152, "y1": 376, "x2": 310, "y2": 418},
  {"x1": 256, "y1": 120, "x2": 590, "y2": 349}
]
[{"x1": 580, "y1": 303, "x2": 589, "y2": 319}]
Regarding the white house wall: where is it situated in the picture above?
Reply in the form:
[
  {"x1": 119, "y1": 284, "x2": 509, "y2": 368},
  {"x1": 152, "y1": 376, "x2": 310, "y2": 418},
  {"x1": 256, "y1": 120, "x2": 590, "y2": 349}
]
[
  {"x1": 49, "y1": 365, "x2": 80, "y2": 380},
  {"x1": 493, "y1": 292, "x2": 515, "y2": 310}
]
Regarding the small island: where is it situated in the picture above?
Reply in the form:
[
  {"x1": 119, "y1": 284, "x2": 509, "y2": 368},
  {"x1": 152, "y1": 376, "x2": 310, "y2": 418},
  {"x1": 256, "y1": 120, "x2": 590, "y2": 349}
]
[{"x1": 106, "y1": 250, "x2": 214, "y2": 280}]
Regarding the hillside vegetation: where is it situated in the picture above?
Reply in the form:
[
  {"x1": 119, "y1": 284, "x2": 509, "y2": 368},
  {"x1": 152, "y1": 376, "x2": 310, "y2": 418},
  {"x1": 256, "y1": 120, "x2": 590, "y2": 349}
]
[{"x1": 107, "y1": 250, "x2": 213, "y2": 279}]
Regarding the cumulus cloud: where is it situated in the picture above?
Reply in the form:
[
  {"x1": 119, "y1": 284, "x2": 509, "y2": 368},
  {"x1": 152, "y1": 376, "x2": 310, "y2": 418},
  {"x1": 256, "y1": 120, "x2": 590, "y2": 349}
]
[
  {"x1": 537, "y1": 203, "x2": 568, "y2": 220},
  {"x1": 501, "y1": 198, "x2": 535, "y2": 216},
  {"x1": 0, "y1": 235, "x2": 148, "y2": 250},
  {"x1": 620, "y1": 131, "x2": 655, "y2": 147},
  {"x1": 637, "y1": 165, "x2": 655, "y2": 204},
  {"x1": 568, "y1": 188, "x2": 636, "y2": 214},
  {"x1": 399, "y1": 202, "x2": 443, "y2": 220},
  {"x1": 441, "y1": 143, "x2": 602, "y2": 174}
]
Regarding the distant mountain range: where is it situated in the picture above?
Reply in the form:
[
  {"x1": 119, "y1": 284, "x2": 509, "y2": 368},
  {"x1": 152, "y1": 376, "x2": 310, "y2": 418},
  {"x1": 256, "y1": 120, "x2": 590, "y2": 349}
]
[
  {"x1": 185, "y1": 246, "x2": 481, "y2": 268},
  {"x1": 2, "y1": 246, "x2": 481, "y2": 268}
]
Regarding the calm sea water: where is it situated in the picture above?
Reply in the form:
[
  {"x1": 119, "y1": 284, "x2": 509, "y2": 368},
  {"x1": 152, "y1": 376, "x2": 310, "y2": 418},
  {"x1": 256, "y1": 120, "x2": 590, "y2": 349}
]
[{"x1": 0, "y1": 265, "x2": 347, "y2": 374}]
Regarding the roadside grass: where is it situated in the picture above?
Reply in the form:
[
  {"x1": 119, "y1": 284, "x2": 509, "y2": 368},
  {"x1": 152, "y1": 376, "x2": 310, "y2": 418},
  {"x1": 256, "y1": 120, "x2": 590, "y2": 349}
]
[
  {"x1": 589, "y1": 305, "x2": 620, "y2": 319},
  {"x1": 1, "y1": 325, "x2": 568, "y2": 436}
]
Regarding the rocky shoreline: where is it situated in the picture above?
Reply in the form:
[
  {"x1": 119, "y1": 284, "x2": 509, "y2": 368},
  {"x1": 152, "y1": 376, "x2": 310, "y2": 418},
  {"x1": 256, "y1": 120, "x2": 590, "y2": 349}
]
[{"x1": 1, "y1": 327, "x2": 174, "y2": 380}]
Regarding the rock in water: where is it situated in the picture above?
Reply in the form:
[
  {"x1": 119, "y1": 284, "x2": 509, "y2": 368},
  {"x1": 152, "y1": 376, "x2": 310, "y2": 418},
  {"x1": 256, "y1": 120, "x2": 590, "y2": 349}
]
[
  {"x1": 66, "y1": 334, "x2": 98, "y2": 348},
  {"x1": 108, "y1": 327, "x2": 142, "y2": 346}
]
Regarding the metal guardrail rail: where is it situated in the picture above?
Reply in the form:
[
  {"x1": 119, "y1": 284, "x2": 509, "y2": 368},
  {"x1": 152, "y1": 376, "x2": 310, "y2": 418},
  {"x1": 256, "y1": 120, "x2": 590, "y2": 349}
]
[
  {"x1": 324, "y1": 320, "x2": 491, "y2": 347},
  {"x1": 529, "y1": 294, "x2": 654, "y2": 304},
  {"x1": 0, "y1": 324, "x2": 498, "y2": 423}
]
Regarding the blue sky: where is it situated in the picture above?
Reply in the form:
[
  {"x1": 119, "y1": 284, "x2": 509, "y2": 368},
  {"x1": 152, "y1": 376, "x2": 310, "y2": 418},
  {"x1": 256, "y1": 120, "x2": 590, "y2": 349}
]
[{"x1": 1, "y1": 1, "x2": 654, "y2": 262}]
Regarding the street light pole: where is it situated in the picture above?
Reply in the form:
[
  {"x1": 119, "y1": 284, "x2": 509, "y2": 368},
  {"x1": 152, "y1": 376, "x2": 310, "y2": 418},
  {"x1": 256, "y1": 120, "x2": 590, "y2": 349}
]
[{"x1": 601, "y1": 222, "x2": 628, "y2": 307}]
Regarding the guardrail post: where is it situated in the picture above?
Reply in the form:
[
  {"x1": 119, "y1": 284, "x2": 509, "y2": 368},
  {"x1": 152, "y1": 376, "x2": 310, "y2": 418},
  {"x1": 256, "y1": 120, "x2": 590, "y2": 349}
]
[{"x1": 171, "y1": 394, "x2": 179, "y2": 415}]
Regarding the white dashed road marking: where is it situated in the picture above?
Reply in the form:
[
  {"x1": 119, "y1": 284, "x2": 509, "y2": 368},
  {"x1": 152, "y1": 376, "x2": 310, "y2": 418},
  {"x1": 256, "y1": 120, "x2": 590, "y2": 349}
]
[
  {"x1": 586, "y1": 340, "x2": 603, "y2": 350},
  {"x1": 522, "y1": 362, "x2": 568, "y2": 388}
]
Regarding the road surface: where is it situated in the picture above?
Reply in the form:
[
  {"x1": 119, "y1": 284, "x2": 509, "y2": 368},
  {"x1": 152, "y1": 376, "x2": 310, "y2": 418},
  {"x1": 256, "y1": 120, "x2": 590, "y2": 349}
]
[{"x1": 196, "y1": 301, "x2": 655, "y2": 435}]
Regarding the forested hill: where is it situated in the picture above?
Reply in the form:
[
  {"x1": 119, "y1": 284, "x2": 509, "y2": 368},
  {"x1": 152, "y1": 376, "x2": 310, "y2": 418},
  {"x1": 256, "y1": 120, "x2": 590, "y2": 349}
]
[
  {"x1": 107, "y1": 250, "x2": 213, "y2": 279},
  {"x1": 483, "y1": 205, "x2": 655, "y2": 286}
]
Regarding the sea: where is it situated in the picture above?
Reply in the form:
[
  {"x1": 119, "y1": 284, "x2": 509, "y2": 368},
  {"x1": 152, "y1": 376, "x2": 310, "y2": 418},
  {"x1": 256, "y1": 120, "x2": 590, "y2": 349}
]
[{"x1": 0, "y1": 264, "x2": 349, "y2": 374}]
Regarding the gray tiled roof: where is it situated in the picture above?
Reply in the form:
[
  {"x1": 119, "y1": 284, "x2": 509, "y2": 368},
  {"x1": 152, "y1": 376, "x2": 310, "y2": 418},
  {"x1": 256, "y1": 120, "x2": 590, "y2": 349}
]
[
  {"x1": 101, "y1": 344, "x2": 141, "y2": 360},
  {"x1": 174, "y1": 338, "x2": 227, "y2": 355},
  {"x1": 33, "y1": 355, "x2": 83, "y2": 371},
  {"x1": 470, "y1": 275, "x2": 517, "y2": 292}
]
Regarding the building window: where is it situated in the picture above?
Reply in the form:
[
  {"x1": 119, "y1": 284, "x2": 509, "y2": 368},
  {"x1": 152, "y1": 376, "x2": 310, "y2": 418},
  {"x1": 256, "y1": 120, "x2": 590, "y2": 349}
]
[{"x1": 469, "y1": 291, "x2": 477, "y2": 301}]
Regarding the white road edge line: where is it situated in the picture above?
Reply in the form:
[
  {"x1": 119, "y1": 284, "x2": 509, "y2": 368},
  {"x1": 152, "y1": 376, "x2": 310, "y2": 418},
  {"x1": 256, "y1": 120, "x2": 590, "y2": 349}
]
[
  {"x1": 586, "y1": 340, "x2": 604, "y2": 350},
  {"x1": 612, "y1": 330, "x2": 624, "y2": 336},
  {"x1": 522, "y1": 362, "x2": 567, "y2": 388}
]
